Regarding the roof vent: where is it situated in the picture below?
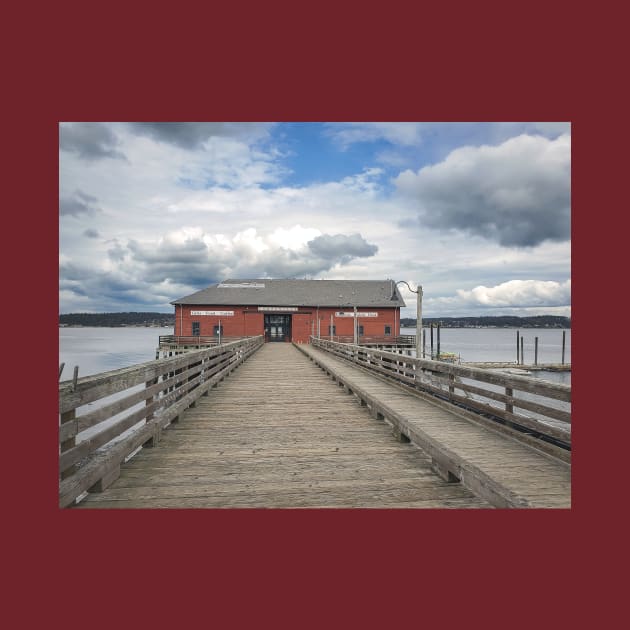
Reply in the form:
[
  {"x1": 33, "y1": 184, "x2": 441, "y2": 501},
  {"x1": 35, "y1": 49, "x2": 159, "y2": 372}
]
[{"x1": 218, "y1": 282, "x2": 265, "y2": 289}]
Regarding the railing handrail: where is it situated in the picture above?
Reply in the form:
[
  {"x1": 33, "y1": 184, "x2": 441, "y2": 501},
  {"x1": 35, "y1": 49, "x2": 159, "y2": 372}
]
[
  {"x1": 59, "y1": 335, "x2": 264, "y2": 508},
  {"x1": 158, "y1": 334, "x2": 250, "y2": 345},
  {"x1": 308, "y1": 335, "x2": 415, "y2": 345},
  {"x1": 311, "y1": 337, "x2": 569, "y2": 398},
  {"x1": 60, "y1": 337, "x2": 259, "y2": 410},
  {"x1": 310, "y1": 337, "x2": 571, "y2": 449}
]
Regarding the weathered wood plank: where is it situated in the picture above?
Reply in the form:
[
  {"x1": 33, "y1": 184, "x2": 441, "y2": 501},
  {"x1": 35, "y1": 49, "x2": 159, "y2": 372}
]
[
  {"x1": 59, "y1": 337, "x2": 261, "y2": 413},
  {"x1": 59, "y1": 352, "x2": 236, "y2": 444},
  {"x1": 318, "y1": 339, "x2": 571, "y2": 402},
  {"x1": 315, "y1": 338, "x2": 571, "y2": 440},
  {"x1": 300, "y1": 343, "x2": 571, "y2": 508},
  {"x1": 72, "y1": 340, "x2": 570, "y2": 510},
  {"x1": 59, "y1": 337, "x2": 263, "y2": 507},
  {"x1": 75, "y1": 343, "x2": 491, "y2": 509}
]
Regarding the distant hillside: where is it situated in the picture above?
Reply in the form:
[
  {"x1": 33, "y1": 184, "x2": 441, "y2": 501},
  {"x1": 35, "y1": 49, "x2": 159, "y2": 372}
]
[
  {"x1": 59, "y1": 312, "x2": 175, "y2": 327},
  {"x1": 400, "y1": 316, "x2": 571, "y2": 328}
]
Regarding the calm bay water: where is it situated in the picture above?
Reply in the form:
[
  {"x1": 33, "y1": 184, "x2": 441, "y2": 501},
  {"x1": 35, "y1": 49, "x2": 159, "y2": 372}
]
[
  {"x1": 59, "y1": 327, "x2": 173, "y2": 379},
  {"x1": 401, "y1": 326, "x2": 571, "y2": 385},
  {"x1": 401, "y1": 327, "x2": 570, "y2": 363},
  {"x1": 59, "y1": 326, "x2": 570, "y2": 383}
]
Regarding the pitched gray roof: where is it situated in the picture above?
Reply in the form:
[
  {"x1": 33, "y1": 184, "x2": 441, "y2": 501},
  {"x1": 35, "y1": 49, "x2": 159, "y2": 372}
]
[{"x1": 172, "y1": 279, "x2": 406, "y2": 307}]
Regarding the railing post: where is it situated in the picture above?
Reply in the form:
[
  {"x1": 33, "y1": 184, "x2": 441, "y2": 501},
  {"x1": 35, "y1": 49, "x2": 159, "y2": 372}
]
[
  {"x1": 145, "y1": 377, "x2": 156, "y2": 419},
  {"x1": 59, "y1": 408, "x2": 76, "y2": 480},
  {"x1": 143, "y1": 375, "x2": 160, "y2": 447},
  {"x1": 188, "y1": 356, "x2": 199, "y2": 408},
  {"x1": 506, "y1": 387, "x2": 513, "y2": 414}
]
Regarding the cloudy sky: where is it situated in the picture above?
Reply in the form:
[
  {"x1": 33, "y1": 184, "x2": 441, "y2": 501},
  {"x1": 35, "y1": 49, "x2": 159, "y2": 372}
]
[{"x1": 59, "y1": 122, "x2": 571, "y2": 319}]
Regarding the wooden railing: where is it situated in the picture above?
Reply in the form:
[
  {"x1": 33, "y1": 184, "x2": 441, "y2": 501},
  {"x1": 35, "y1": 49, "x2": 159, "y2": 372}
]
[
  {"x1": 160, "y1": 334, "x2": 415, "y2": 347},
  {"x1": 158, "y1": 335, "x2": 250, "y2": 348},
  {"x1": 311, "y1": 337, "x2": 571, "y2": 449},
  {"x1": 59, "y1": 336, "x2": 264, "y2": 508},
  {"x1": 313, "y1": 335, "x2": 415, "y2": 346}
]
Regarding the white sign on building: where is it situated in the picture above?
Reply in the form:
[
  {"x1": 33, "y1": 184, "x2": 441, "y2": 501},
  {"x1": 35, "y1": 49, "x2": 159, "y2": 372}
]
[
  {"x1": 190, "y1": 310, "x2": 235, "y2": 316},
  {"x1": 258, "y1": 306, "x2": 299, "y2": 312},
  {"x1": 335, "y1": 312, "x2": 378, "y2": 318}
]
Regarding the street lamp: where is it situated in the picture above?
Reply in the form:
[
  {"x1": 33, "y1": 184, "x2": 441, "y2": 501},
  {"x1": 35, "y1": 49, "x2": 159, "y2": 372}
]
[{"x1": 396, "y1": 280, "x2": 423, "y2": 359}]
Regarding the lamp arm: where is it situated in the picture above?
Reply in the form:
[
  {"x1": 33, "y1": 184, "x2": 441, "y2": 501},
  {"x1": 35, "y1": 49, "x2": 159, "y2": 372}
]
[{"x1": 396, "y1": 280, "x2": 417, "y2": 294}]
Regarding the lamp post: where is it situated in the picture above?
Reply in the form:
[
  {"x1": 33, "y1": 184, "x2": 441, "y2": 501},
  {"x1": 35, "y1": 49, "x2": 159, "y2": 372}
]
[{"x1": 396, "y1": 281, "x2": 423, "y2": 359}]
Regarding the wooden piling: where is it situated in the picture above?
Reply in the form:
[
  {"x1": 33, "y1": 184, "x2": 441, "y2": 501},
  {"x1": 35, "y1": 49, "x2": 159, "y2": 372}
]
[{"x1": 437, "y1": 323, "x2": 441, "y2": 360}]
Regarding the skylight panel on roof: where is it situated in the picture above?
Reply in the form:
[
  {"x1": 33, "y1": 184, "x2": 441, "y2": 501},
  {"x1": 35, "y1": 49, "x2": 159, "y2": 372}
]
[{"x1": 217, "y1": 283, "x2": 265, "y2": 289}]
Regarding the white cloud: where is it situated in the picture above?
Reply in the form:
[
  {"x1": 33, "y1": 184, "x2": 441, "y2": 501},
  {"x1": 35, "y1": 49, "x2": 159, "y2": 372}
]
[
  {"x1": 394, "y1": 133, "x2": 571, "y2": 247},
  {"x1": 60, "y1": 123, "x2": 126, "y2": 161},
  {"x1": 60, "y1": 225, "x2": 380, "y2": 309},
  {"x1": 457, "y1": 279, "x2": 571, "y2": 307},
  {"x1": 417, "y1": 279, "x2": 571, "y2": 317},
  {"x1": 528, "y1": 122, "x2": 571, "y2": 136},
  {"x1": 126, "y1": 122, "x2": 273, "y2": 149},
  {"x1": 266, "y1": 225, "x2": 321, "y2": 250},
  {"x1": 59, "y1": 123, "x2": 571, "y2": 318},
  {"x1": 326, "y1": 123, "x2": 425, "y2": 148}
]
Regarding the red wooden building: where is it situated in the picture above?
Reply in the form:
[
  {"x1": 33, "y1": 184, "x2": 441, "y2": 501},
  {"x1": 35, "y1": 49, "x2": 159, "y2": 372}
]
[{"x1": 171, "y1": 279, "x2": 406, "y2": 343}]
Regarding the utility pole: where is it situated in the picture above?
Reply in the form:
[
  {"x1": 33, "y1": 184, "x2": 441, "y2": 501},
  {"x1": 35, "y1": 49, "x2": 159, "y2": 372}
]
[
  {"x1": 416, "y1": 283, "x2": 423, "y2": 360},
  {"x1": 396, "y1": 280, "x2": 423, "y2": 359}
]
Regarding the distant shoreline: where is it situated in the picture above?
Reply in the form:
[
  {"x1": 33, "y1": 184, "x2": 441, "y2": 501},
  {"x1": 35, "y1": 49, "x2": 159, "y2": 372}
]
[
  {"x1": 400, "y1": 316, "x2": 570, "y2": 329},
  {"x1": 59, "y1": 312, "x2": 570, "y2": 329}
]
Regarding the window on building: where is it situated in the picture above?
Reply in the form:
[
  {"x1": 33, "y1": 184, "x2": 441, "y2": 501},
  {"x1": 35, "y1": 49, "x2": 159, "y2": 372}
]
[
  {"x1": 384, "y1": 325, "x2": 392, "y2": 336},
  {"x1": 192, "y1": 321, "x2": 200, "y2": 336},
  {"x1": 358, "y1": 325, "x2": 364, "y2": 336},
  {"x1": 213, "y1": 325, "x2": 224, "y2": 337},
  {"x1": 328, "y1": 325, "x2": 336, "y2": 336}
]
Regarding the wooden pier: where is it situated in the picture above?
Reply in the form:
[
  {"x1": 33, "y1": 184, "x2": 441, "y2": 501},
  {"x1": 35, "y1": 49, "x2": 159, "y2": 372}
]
[{"x1": 60, "y1": 337, "x2": 571, "y2": 509}]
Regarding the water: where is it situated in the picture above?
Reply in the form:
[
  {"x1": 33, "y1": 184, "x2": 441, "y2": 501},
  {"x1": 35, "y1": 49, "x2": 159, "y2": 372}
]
[
  {"x1": 59, "y1": 327, "x2": 174, "y2": 452},
  {"x1": 402, "y1": 326, "x2": 571, "y2": 385},
  {"x1": 59, "y1": 327, "x2": 173, "y2": 380},
  {"x1": 402, "y1": 326, "x2": 570, "y2": 363},
  {"x1": 59, "y1": 325, "x2": 570, "y2": 383}
]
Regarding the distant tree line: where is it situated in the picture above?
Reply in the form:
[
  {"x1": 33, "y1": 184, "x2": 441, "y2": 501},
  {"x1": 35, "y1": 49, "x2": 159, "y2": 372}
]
[
  {"x1": 400, "y1": 315, "x2": 571, "y2": 328},
  {"x1": 59, "y1": 312, "x2": 175, "y2": 327}
]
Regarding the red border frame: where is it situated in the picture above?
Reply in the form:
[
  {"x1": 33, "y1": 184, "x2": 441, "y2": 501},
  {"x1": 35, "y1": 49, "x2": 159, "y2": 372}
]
[{"x1": 7, "y1": 2, "x2": 614, "y2": 626}]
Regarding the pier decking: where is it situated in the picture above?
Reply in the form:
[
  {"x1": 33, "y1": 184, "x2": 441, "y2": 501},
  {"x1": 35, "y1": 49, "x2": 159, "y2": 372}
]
[
  {"x1": 298, "y1": 344, "x2": 570, "y2": 508},
  {"x1": 62, "y1": 334, "x2": 571, "y2": 509},
  {"x1": 75, "y1": 343, "x2": 491, "y2": 508}
]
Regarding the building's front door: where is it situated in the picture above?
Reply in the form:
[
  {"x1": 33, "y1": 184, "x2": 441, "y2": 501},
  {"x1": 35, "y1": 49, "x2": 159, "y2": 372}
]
[{"x1": 264, "y1": 314, "x2": 292, "y2": 342}]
